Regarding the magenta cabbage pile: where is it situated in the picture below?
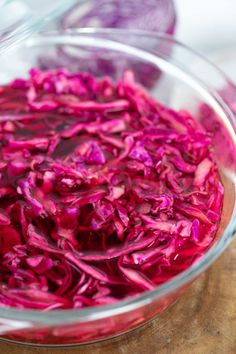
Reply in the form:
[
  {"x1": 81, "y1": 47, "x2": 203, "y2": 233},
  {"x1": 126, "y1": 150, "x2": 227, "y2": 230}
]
[{"x1": 0, "y1": 68, "x2": 223, "y2": 310}]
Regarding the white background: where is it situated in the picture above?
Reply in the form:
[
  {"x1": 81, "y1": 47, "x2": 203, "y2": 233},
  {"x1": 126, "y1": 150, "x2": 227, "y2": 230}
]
[
  {"x1": 175, "y1": 0, "x2": 236, "y2": 54},
  {"x1": 175, "y1": 0, "x2": 236, "y2": 81}
]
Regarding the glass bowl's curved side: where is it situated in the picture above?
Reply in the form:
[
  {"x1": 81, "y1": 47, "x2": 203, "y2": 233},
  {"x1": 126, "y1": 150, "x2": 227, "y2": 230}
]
[{"x1": 0, "y1": 30, "x2": 235, "y2": 346}]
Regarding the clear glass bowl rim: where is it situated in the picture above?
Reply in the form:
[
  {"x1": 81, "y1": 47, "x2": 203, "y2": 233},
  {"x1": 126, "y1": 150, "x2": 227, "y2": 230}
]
[{"x1": 1, "y1": 28, "x2": 236, "y2": 326}]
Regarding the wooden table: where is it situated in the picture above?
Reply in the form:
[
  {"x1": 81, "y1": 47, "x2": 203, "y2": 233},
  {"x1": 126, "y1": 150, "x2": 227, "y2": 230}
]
[{"x1": 1, "y1": 237, "x2": 236, "y2": 354}]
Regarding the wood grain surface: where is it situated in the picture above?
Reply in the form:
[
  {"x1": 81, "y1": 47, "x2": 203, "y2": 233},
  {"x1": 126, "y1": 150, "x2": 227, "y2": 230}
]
[{"x1": 1, "y1": 237, "x2": 236, "y2": 354}]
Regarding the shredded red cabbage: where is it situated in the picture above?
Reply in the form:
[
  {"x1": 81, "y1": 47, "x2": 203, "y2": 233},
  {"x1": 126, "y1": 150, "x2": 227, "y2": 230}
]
[
  {"x1": 0, "y1": 68, "x2": 223, "y2": 310},
  {"x1": 61, "y1": 0, "x2": 176, "y2": 33}
]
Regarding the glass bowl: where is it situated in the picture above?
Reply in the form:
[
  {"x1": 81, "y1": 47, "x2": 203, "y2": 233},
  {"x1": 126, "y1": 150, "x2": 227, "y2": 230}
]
[
  {"x1": 209, "y1": 47, "x2": 236, "y2": 82},
  {"x1": 0, "y1": 29, "x2": 236, "y2": 346}
]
